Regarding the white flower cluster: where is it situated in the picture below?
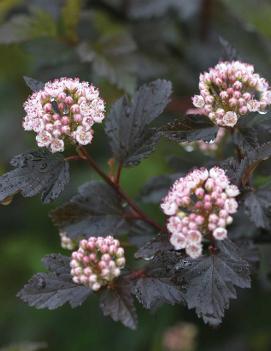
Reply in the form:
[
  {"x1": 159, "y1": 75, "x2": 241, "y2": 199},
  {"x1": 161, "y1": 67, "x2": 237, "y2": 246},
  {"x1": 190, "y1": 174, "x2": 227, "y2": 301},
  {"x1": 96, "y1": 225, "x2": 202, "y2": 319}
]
[
  {"x1": 60, "y1": 232, "x2": 77, "y2": 251},
  {"x1": 23, "y1": 78, "x2": 105, "y2": 153},
  {"x1": 192, "y1": 61, "x2": 271, "y2": 127},
  {"x1": 161, "y1": 167, "x2": 239, "y2": 258}
]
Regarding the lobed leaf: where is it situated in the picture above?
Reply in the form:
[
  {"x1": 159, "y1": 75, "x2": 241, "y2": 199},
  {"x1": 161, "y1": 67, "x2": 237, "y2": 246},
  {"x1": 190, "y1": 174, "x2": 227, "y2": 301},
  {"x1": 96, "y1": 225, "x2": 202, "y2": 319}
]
[
  {"x1": 221, "y1": 142, "x2": 271, "y2": 187},
  {"x1": 127, "y1": 220, "x2": 157, "y2": 248},
  {"x1": 176, "y1": 239, "x2": 251, "y2": 326},
  {"x1": 134, "y1": 242, "x2": 183, "y2": 309},
  {"x1": 42, "y1": 253, "x2": 71, "y2": 275},
  {"x1": 159, "y1": 115, "x2": 218, "y2": 143},
  {"x1": 244, "y1": 188, "x2": 271, "y2": 230},
  {"x1": 234, "y1": 114, "x2": 271, "y2": 154},
  {"x1": 100, "y1": 279, "x2": 137, "y2": 329},
  {"x1": 140, "y1": 173, "x2": 181, "y2": 203},
  {"x1": 77, "y1": 32, "x2": 138, "y2": 94},
  {"x1": 23, "y1": 76, "x2": 45, "y2": 92},
  {"x1": 50, "y1": 181, "x2": 129, "y2": 239},
  {"x1": 0, "y1": 150, "x2": 70, "y2": 204},
  {"x1": 105, "y1": 79, "x2": 172, "y2": 166},
  {"x1": 219, "y1": 157, "x2": 242, "y2": 186},
  {"x1": 219, "y1": 37, "x2": 238, "y2": 61},
  {"x1": 227, "y1": 207, "x2": 259, "y2": 240},
  {"x1": 168, "y1": 151, "x2": 212, "y2": 173},
  {"x1": 133, "y1": 275, "x2": 183, "y2": 309},
  {"x1": 135, "y1": 234, "x2": 171, "y2": 260},
  {"x1": 17, "y1": 254, "x2": 91, "y2": 310}
]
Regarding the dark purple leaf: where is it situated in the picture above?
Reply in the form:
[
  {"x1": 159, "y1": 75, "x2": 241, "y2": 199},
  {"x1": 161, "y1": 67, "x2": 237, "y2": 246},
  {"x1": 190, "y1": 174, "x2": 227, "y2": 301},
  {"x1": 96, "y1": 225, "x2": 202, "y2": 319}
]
[
  {"x1": 50, "y1": 181, "x2": 129, "y2": 239},
  {"x1": 133, "y1": 275, "x2": 183, "y2": 309},
  {"x1": 100, "y1": 279, "x2": 137, "y2": 329},
  {"x1": 159, "y1": 115, "x2": 218, "y2": 143},
  {"x1": 176, "y1": 239, "x2": 251, "y2": 326},
  {"x1": 219, "y1": 37, "x2": 238, "y2": 61},
  {"x1": 17, "y1": 254, "x2": 91, "y2": 310},
  {"x1": 105, "y1": 79, "x2": 172, "y2": 166},
  {"x1": 140, "y1": 173, "x2": 181, "y2": 203},
  {"x1": 23, "y1": 76, "x2": 45, "y2": 92},
  {"x1": 244, "y1": 188, "x2": 271, "y2": 230},
  {"x1": 135, "y1": 235, "x2": 171, "y2": 259},
  {"x1": 0, "y1": 150, "x2": 69, "y2": 204},
  {"x1": 127, "y1": 0, "x2": 197, "y2": 19}
]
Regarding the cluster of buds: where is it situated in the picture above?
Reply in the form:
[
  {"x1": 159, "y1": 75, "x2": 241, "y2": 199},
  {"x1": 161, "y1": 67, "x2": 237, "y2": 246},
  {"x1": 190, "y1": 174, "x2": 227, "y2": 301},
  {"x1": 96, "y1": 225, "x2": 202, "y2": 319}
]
[
  {"x1": 192, "y1": 61, "x2": 271, "y2": 127},
  {"x1": 70, "y1": 236, "x2": 125, "y2": 291},
  {"x1": 161, "y1": 167, "x2": 239, "y2": 258},
  {"x1": 197, "y1": 127, "x2": 226, "y2": 153},
  {"x1": 23, "y1": 78, "x2": 105, "y2": 153},
  {"x1": 60, "y1": 232, "x2": 77, "y2": 251}
]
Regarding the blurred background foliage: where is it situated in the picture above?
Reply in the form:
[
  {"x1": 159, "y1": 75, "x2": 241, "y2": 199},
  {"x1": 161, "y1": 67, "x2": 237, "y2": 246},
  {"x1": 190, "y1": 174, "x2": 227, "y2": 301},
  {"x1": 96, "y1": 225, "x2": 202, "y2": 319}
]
[{"x1": 0, "y1": 0, "x2": 271, "y2": 350}]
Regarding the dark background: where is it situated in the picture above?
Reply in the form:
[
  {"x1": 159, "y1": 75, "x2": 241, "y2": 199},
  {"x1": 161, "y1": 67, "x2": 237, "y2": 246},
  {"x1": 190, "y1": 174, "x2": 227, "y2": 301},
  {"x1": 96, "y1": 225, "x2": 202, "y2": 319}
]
[{"x1": 0, "y1": 0, "x2": 271, "y2": 350}]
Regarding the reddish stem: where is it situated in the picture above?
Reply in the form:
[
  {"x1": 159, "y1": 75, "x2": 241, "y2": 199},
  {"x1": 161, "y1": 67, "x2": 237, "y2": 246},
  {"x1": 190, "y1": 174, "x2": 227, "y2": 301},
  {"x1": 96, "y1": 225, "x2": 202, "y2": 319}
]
[
  {"x1": 77, "y1": 146, "x2": 165, "y2": 233},
  {"x1": 127, "y1": 269, "x2": 145, "y2": 280},
  {"x1": 64, "y1": 155, "x2": 82, "y2": 161},
  {"x1": 115, "y1": 161, "x2": 123, "y2": 186}
]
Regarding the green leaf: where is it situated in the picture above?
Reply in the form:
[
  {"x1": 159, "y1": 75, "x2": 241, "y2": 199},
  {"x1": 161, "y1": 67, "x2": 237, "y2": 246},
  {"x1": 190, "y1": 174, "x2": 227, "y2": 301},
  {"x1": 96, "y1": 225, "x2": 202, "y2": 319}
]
[
  {"x1": 61, "y1": 0, "x2": 82, "y2": 42},
  {"x1": 0, "y1": 11, "x2": 57, "y2": 44}
]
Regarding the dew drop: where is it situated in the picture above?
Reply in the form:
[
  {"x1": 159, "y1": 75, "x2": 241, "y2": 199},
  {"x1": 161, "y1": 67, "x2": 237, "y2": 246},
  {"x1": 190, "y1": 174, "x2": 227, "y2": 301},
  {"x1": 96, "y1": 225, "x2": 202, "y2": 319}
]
[
  {"x1": 143, "y1": 255, "x2": 154, "y2": 261},
  {"x1": 176, "y1": 259, "x2": 192, "y2": 270},
  {"x1": 37, "y1": 276, "x2": 46, "y2": 288}
]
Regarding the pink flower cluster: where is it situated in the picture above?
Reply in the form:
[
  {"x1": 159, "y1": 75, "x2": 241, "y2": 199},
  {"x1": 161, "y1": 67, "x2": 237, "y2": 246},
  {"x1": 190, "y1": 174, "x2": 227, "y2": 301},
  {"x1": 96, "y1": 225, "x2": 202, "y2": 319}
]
[
  {"x1": 23, "y1": 78, "x2": 105, "y2": 153},
  {"x1": 192, "y1": 61, "x2": 271, "y2": 127},
  {"x1": 161, "y1": 167, "x2": 239, "y2": 258},
  {"x1": 70, "y1": 236, "x2": 125, "y2": 291}
]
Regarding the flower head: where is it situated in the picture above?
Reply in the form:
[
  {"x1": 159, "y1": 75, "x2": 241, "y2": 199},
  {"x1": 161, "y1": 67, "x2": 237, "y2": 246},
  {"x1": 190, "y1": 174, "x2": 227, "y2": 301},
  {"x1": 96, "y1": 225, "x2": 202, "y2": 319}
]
[
  {"x1": 60, "y1": 232, "x2": 77, "y2": 251},
  {"x1": 70, "y1": 236, "x2": 125, "y2": 291},
  {"x1": 192, "y1": 61, "x2": 271, "y2": 127},
  {"x1": 23, "y1": 78, "x2": 105, "y2": 153},
  {"x1": 161, "y1": 167, "x2": 239, "y2": 258}
]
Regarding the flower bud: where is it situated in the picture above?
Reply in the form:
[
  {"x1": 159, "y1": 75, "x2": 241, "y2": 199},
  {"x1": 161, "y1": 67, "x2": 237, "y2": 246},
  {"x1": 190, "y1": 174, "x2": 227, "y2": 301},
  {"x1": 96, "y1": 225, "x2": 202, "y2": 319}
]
[{"x1": 70, "y1": 236, "x2": 125, "y2": 291}]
